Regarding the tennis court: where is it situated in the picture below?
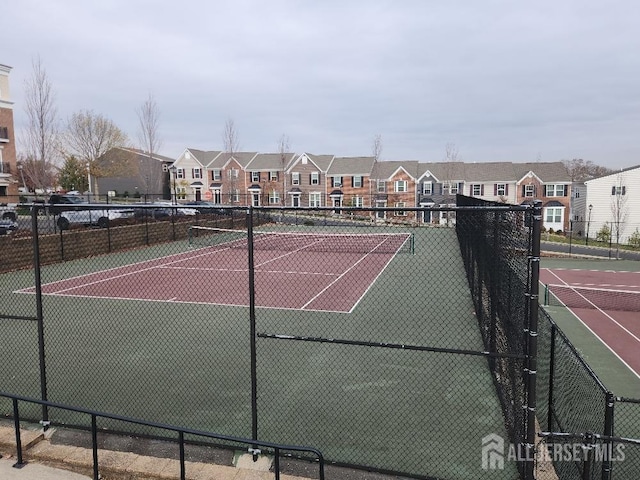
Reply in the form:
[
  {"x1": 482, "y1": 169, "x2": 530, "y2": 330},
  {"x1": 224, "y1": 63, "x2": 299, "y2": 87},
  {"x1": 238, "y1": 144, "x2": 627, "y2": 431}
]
[
  {"x1": 541, "y1": 266, "x2": 640, "y2": 380},
  {"x1": 1, "y1": 206, "x2": 529, "y2": 480},
  {"x1": 16, "y1": 228, "x2": 413, "y2": 313}
]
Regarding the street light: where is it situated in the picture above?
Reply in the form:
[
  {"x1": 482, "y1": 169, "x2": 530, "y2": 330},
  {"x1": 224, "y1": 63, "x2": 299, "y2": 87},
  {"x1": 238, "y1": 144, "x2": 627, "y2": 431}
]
[
  {"x1": 586, "y1": 204, "x2": 593, "y2": 246},
  {"x1": 18, "y1": 164, "x2": 26, "y2": 191},
  {"x1": 86, "y1": 162, "x2": 92, "y2": 197},
  {"x1": 168, "y1": 165, "x2": 177, "y2": 204}
]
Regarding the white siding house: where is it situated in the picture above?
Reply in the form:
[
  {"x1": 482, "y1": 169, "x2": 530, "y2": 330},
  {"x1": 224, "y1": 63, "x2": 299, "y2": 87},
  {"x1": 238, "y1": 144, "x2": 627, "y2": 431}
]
[{"x1": 584, "y1": 166, "x2": 640, "y2": 245}]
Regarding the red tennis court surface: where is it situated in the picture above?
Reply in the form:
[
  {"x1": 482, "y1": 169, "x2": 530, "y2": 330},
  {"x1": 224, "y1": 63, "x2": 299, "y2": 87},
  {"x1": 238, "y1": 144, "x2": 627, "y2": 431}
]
[
  {"x1": 541, "y1": 267, "x2": 640, "y2": 378},
  {"x1": 18, "y1": 236, "x2": 409, "y2": 313}
]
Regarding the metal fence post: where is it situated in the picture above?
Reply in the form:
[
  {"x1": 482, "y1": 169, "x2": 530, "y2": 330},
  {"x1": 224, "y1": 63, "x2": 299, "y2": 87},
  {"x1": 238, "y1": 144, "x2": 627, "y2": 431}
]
[
  {"x1": 524, "y1": 200, "x2": 542, "y2": 480},
  {"x1": 547, "y1": 323, "x2": 556, "y2": 432},
  {"x1": 246, "y1": 206, "x2": 259, "y2": 447},
  {"x1": 31, "y1": 205, "x2": 49, "y2": 430},
  {"x1": 602, "y1": 391, "x2": 615, "y2": 480}
]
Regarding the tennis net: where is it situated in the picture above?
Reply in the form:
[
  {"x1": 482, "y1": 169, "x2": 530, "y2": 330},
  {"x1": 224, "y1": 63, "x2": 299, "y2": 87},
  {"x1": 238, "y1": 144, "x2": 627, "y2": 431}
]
[
  {"x1": 188, "y1": 226, "x2": 414, "y2": 254},
  {"x1": 544, "y1": 283, "x2": 640, "y2": 312}
]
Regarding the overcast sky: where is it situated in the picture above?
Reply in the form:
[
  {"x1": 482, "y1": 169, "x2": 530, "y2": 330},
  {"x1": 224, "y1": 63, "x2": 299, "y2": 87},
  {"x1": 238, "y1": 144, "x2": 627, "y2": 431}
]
[{"x1": 3, "y1": 1, "x2": 639, "y2": 169}]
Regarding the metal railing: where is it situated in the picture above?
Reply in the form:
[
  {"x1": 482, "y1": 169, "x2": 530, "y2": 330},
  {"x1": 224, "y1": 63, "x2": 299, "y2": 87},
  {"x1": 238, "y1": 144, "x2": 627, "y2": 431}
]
[{"x1": 0, "y1": 390, "x2": 325, "y2": 480}]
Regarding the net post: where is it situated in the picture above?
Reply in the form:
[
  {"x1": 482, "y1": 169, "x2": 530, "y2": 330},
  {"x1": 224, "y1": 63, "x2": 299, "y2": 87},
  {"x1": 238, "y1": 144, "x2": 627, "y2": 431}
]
[
  {"x1": 410, "y1": 232, "x2": 415, "y2": 254},
  {"x1": 544, "y1": 284, "x2": 548, "y2": 306},
  {"x1": 524, "y1": 200, "x2": 542, "y2": 480}
]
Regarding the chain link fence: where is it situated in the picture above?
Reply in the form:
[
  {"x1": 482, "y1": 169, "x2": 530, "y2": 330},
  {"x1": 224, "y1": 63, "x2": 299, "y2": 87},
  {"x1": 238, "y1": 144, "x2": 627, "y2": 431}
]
[{"x1": 5, "y1": 198, "x2": 636, "y2": 479}]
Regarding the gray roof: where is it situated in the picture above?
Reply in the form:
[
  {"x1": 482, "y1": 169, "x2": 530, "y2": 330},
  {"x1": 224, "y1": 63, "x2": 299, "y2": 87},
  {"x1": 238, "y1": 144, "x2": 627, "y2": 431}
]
[
  {"x1": 246, "y1": 152, "x2": 296, "y2": 171},
  {"x1": 418, "y1": 162, "x2": 467, "y2": 181},
  {"x1": 513, "y1": 162, "x2": 570, "y2": 182},
  {"x1": 183, "y1": 149, "x2": 222, "y2": 167},
  {"x1": 210, "y1": 152, "x2": 259, "y2": 168},
  {"x1": 371, "y1": 161, "x2": 420, "y2": 180},
  {"x1": 305, "y1": 153, "x2": 335, "y2": 171},
  {"x1": 120, "y1": 147, "x2": 175, "y2": 164},
  {"x1": 328, "y1": 156, "x2": 376, "y2": 176}
]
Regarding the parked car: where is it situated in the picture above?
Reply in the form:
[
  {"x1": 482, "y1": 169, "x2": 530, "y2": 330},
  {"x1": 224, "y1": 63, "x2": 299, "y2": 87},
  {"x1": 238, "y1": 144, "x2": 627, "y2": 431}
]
[
  {"x1": 0, "y1": 219, "x2": 17, "y2": 235},
  {"x1": 0, "y1": 203, "x2": 17, "y2": 222},
  {"x1": 152, "y1": 201, "x2": 198, "y2": 216},
  {"x1": 48, "y1": 194, "x2": 87, "y2": 215},
  {"x1": 184, "y1": 201, "x2": 232, "y2": 215},
  {"x1": 56, "y1": 206, "x2": 136, "y2": 230}
]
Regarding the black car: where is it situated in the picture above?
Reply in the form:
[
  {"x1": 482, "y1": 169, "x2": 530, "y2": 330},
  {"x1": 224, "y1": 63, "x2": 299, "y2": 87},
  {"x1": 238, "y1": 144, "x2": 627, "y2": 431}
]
[{"x1": 48, "y1": 194, "x2": 87, "y2": 215}]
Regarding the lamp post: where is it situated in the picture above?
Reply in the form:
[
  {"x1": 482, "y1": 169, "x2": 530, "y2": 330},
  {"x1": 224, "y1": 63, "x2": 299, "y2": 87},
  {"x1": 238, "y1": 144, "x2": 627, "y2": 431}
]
[
  {"x1": 169, "y1": 165, "x2": 177, "y2": 204},
  {"x1": 586, "y1": 204, "x2": 593, "y2": 246},
  {"x1": 18, "y1": 164, "x2": 27, "y2": 191},
  {"x1": 86, "y1": 162, "x2": 92, "y2": 198}
]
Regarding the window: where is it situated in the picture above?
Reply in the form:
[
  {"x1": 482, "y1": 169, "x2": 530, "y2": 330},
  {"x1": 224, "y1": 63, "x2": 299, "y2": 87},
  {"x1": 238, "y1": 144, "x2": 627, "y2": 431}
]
[
  {"x1": 268, "y1": 190, "x2": 280, "y2": 204},
  {"x1": 612, "y1": 185, "x2": 627, "y2": 195},
  {"x1": 192, "y1": 168, "x2": 202, "y2": 179},
  {"x1": 352, "y1": 175, "x2": 362, "y2": 188},
  {"x1": 228, "y1": 169, "x2": 239, "y2": 179},
  {"x1": 450, "y1": 183, "x2": 458, "y2": 194},
  {"x1": 352, "y1": 195, "x2": 363, "y2": 207},
  {"x1": 423, "y1": 182, "x2": 433, "y2": 195},
  {"x1": 472, "y1": 184, "x2": 482, "y2": 196},
  {"x1": 176, "y1": 168, "x2": 185, "y2": 179},
  {"x1": 332, "y1": 176, "x2": 342, "y2": 187},
  {"x1": 394, "y1": 202, "x2": 407, "y2": 216},
  {"x1": 212, "y1": 169, "x2": 221, "y2": 181},
  {"x1": 231, "y1": 188, "x2": 240, "y2": 203},
  {"x1": 291, "y1": 172, "x2": 300, "y2": 185},
  {"x1": 310, "y1": 172, "x2": 319, "y2": 185},
  {"x1": 545, "y1": 184, "x2": 566, "y2": 197},
  {"x1": 309, "y1": 192, "x2": 321, "y2": 207},
  {"x1": 377, "y1": 180, "x2": 386, "y2": 193},
  {"x1": 525, "y1": 184, "x2": 535, "y2": 197},
  {"x1": 177, "y1": 186, "x2": 186, "y2": 200},
  {"x1": 270, "y1": 171, "x2": 278, "y2": 182},
  {"x1": 394, "y1": 180, "x2": 407, "y2": 192},
  {"x1": 496, "y1": 183, "x2": 507, "y2": 196},
  {"x1": 251, "y1": 172, "x2": 260, "y2": 182},
  {"x1": 546, "y1": 207, "x2": 562, "y2": 223}
]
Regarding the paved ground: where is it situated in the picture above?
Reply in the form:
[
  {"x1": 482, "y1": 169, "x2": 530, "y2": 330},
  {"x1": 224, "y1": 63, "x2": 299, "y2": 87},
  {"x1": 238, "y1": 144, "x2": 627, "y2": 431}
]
[{"x1": 0, "y1": 456, "x2": 91, "y2": 479}]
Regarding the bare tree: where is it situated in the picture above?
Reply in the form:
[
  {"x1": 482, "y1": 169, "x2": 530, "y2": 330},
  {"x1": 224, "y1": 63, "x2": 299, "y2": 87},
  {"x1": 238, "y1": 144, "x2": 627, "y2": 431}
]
[
  {"x1": 278, "y1": 134, "x2": 290, "y2": 205},
  {"x1": 563, "y1": 158, "x2": 614, "y2": 182},
  {"x1": 610, "y1": 173, "x2": 629, "y2": 258},
  {"x1": 372, "y1": 134, "x2": 383, "y2": 161},
  {"x1": 222, "y1": 118, "x2": 240, "y2": 154},
  {"x1": 222, "y1": 118, "x2": 240, "y2": 204},
  {"x1": 137, "y1": 94, "x2": 163, "y2": 195},
  {"x1": 442, "y1": 143, "x2": 461, "y2": 223},
  {"x1": 64, "y1": 110, "x2": 129, "y2": 195},
  {"x1": 22, "y1": 56, "x2": 60, "y2": 192}
]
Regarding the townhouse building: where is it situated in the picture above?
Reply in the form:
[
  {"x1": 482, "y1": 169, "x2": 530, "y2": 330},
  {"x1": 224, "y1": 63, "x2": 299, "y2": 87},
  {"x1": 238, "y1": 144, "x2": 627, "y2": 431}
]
[
  {"x1": 0, "y1": 64, "x2": 18, "y2": 200},
  {"x1": 169, "y1": 148, "x2": 572, "y2": 230},
  {"x1": 582, "y1": 166, "x2": 640, "y2": 245}
]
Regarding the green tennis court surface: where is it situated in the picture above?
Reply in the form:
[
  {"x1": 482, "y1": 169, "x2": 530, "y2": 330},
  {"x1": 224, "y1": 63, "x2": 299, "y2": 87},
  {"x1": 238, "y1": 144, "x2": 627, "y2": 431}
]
[{"x1": 1, "y1": 226, "x2": 518, "y2": 479}]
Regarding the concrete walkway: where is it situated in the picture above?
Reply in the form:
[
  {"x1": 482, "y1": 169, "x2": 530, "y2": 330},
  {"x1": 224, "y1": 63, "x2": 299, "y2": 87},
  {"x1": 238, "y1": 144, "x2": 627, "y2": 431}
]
[
  {"x1": 0, "y1": 456, "x2": 91, "y2": 479},
  {"x1": 0, "y1": 423, "x2": 307, "y2": 480}
]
